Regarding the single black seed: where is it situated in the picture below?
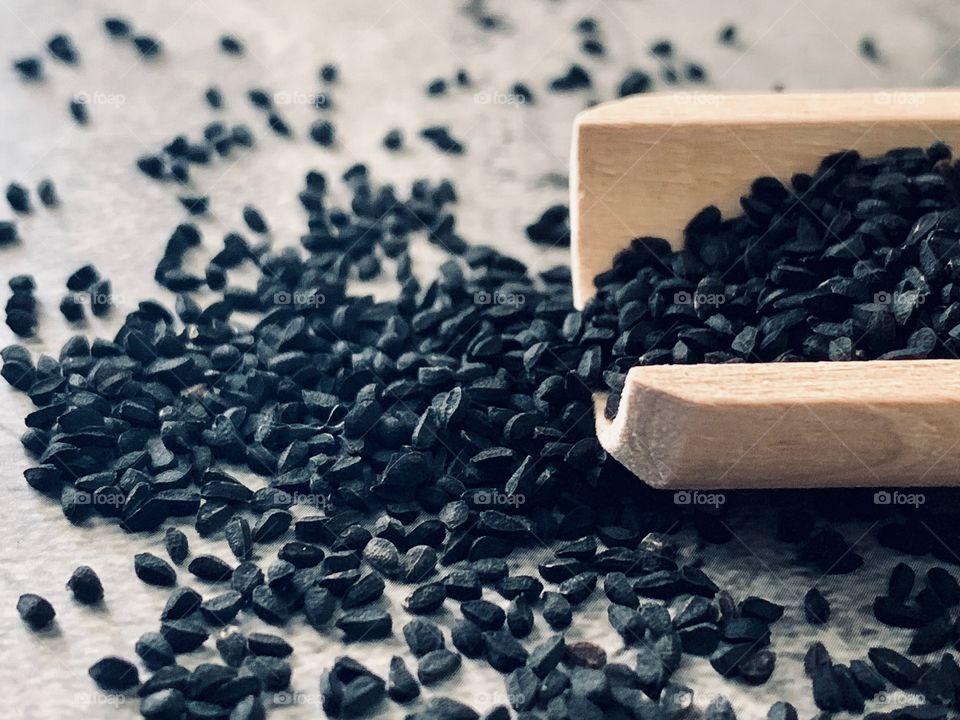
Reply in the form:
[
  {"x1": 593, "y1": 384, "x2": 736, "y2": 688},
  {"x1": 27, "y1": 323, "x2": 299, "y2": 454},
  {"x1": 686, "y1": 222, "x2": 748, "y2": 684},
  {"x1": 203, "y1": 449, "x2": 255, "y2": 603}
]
[
  {"x1": 13, "y1": 56, "x2": 43, "y2": 81},
  {"x1": 418, "y1": 648, "x2": 461, "y2": 684},
  {"x1": 136, "y1": 632, "x2": 175, "y2": 671},
  {"x1": 47, "y1": 34, "x2": 79, "y2": 64},
  {"x1": 37, "y1": 179, "x2": 58, "y2": 207},
  {"x1": 135, "y1": 552, "x2": 177, "y2": 587},
  {"x1": 404, "y1": 582, "x2": 446, "y2": 614},
  {"x1": 89, "y1": 656, "x2": 139, "y2": 691},
  {"x1": 404, "y1": 618, "x2": 445, "y2": 657},
  {"x1": 103, "y1": 17, "x2": 131, "y2": 38},
  {"x1": 164, "y1": 527, "x2": 189, "y2": 565},
  {"x1": 140, "y1": 688, "x2": 186, "y2": 719},
  {"x1": 67, "y1": 565, "x2": 103, "y2": 604},
  {"x1": 337, "y1": 607, "x2": 392, "y2": 640},
  {"x1": 388, "y1": 656, "x2": 420, "y2": 702},
  {"x1": 6, "y1": 183, "x2": 30, "y2": 213},
  {"x1": 133, "y1": 35, "x2": 163, "y2": 58},
  {"x1": 451, "y1": 619, "x2": 484, "y2": 659},
  {"x1": 804, "y1": 588, "x2": 830, "y2": 624},
  {"x1": 542, "y1": 591, "x2": 572, "y2": 629},
  {"x1": 188, "y1": 554, "x2": 233, "y2": 582},
  {"x1": 17, "y1": 593, "x2": 55, "y2": 629},
  {"x1": 868, "y1": 646, "x2": 920, "y2": 688},
  {"x1": 219, "y1": 35, "x2": 244, "y2": 55}
]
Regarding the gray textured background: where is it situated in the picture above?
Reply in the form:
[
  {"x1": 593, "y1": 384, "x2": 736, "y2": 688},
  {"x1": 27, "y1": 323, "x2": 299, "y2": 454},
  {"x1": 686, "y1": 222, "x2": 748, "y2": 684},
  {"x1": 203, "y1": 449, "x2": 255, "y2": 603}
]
[{"x1": 1, "y1": 1, "x2": 959, "y2": 718}]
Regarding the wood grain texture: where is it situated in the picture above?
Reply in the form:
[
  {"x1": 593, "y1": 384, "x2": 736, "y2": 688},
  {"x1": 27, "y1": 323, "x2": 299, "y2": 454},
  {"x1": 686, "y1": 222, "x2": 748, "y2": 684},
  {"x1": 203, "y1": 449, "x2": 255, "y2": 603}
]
[
  {"x1": 596, "y1": 360, "x2": 960, "y2": 489},
  {"x1": 571, "y1": 90, "x2": 960, "y2": 308}
]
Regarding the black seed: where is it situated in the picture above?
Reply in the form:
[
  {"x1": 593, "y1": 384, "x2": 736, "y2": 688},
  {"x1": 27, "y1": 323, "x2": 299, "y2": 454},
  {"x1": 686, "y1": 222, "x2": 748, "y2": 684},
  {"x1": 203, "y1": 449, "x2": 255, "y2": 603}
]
[
  {"x1": 462, "y1": 599, "x2": 505, "y2": 631},
  {"x1": 89, "y1": 656, "x2": 139, "y2": 691},
  {"x1": 66, "y1": 565, "x2": 103, "y2": 604},
  {"x1": 241, "y1": 656, "x2": 290, "y2": 691},
  {"x1": 507, "y1": 596, "x2": 534, "y2": 638},
  {"x1": 868, "y1": 646, "x2": 920, "y2": 688},
  {"x1": 387, "y1": 656, "x2": 420, "y2": 702},
  {"x1": 37, "y1": 179, "x2": 58, "y2": 207},
  {"x1": 404, "y1": 618, "x2": 445, "y2": 656},
  {"x1": 17, "y1": 593, "x2": 55, "y2": 629},
  {"x1": 889, "y1": 562, "x2": 915, "y2": 599},
  {"x1": 242, "y1": 205, "x2": 268, "y2": 234},
  {"x1": 704, "y1": 696, "x2": 736, "y2": 720},
  {"x1": 47, "y1": 34, "x2": 79, "y2": 64},
  {"x1": 164, "y1": 527, "x2": 189, "y2": 565},
  {"x1": 139, "y1": 688, "x2": 186, "y2": 719},
  {"x1": 135, "y1": 552, "x2": 177, "y2": 586},
  {"x1": 161, "y1": 587, "x2": 202, "y2": 620},
  {"x1": 6, "y1": 183, "x2": 30, "y2": 213},
  {"x1": 188, "y1": 554, "x2": 233, "y2": 582},
  {"x1": 133, "y1": 35, "x2": 163, "y2": 58},
  {"x1": 804, "y1": 588, "x2": 830, "y2": 624},
  {"x1": 136, "y1": 631, "x2": 175, "y2": 670},
  {"x1": 483, "y1": 628, "x2": 528, "y2": 672},
  {"x1": 216, "y1": 631, "x2": 247, "y2": 668},
  {"x1": 200, "y1": 590, "x2": 244, "y2": 625},
  {"x1": 383, "y1": 129, "x2": 403, "y2": 151},
  {"x1": 451, "y1": 619, "x2": 484, "y2": 658},
  {"x1": 342, "y1": 573, "x2": 385, "y2": 609},
  {"x1": 418, "y1": 648, "x2": 461, "y2": 684},
  {"x1": 160, "y1": 619, "x2": 209, "y2": 652},
  {"x1": 219, "y1": 35, "x2": 244, "y2": 55},
  {"x1": 13, "y1": 56, "x2": 43, "y2": 81},
  {"x1": 337, "y1": 607, "x2": 392, "y2": 640},
  {"x1": 404, "y1": 582, "x2": 446, "y2": 614},
  {"x1": 543, "y1": 591, "x2": 572, "y2": 629},
  {"x1": 549, "y1": 64, "x2": 591, "y2": 91},
  {"x1": 103, "y1": 17, "x2": 131, "y2": 38},
  {"x1": 250, "y1": 585, "x2": 291, "y2": 626},
  {"x1": 310, "y1": 120, "x2": 336, "y2": 147}
]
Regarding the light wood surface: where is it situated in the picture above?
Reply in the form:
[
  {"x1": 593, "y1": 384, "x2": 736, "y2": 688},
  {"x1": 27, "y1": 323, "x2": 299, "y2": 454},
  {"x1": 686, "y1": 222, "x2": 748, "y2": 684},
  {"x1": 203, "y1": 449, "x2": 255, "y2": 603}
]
[
  {"x1": 596, "y1": 360, "x2": 960, "y2": 489},
  {"x1": 574, "y1": 91, "x2": 960, "y2": 488},
  {"x1": 571, "y1": 90, "x2": 960, "y2": 307}
]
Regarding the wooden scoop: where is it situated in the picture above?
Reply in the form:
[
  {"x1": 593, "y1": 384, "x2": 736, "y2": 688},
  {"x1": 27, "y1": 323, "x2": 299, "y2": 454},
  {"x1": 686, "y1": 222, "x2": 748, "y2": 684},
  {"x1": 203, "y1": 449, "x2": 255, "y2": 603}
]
[{"x1": 571, "y1": 90, "x2": 960, "y2": 489}]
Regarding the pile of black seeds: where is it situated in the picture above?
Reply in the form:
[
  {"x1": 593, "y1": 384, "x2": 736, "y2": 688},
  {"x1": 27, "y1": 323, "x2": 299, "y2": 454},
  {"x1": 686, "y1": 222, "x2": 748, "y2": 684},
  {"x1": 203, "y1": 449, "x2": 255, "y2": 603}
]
[
  {"x1": 583, "y1": 142, "x2": 960, "y2": 419},
  {"x1": 5, "y1": 10, "x2": 960, "y2": 720}
]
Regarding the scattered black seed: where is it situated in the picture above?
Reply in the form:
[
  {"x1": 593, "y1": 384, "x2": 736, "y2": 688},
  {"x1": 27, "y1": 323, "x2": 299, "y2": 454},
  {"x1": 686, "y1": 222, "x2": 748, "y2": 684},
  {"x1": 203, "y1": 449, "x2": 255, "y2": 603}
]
[
  {"x1": 804, "y1": 588, "x2": 832, "y2": 625},
  {"x1": 719, "y1": 24, "x2": 738, "y2": 45},
  {"x1": 204, "y1": 87, "x2": 223, "y2": 109},
  {"x1": 507, "y1": 596, "x2": 534, "y2": 638},
  {"x1": 164, "y1": 527, "x2": 189, "y2": 565},
  {"x1": 860, "y1": 36, "x2": 880, "y2": 61},
  {"x1": 89, "y1": 656, "x2": 139, "y2": 691},
  {"x1": 200, "y1": 590, "x2": 244, "y2": 625},
  {"x1": 135, "y1": 552, "x2": 177, "y2": 587},
  {"x1": 426, "y1": 78, "x2": 447, "y2": 96},
  {"x1": 868, "y1": 646, "x2": 920, "y2": 688},
  {"x1": 320, "y1": 63, "x2": 338, "y2": 82},
  {"x1": 548, "y1": 64, "x2": 591, "y2": 91},
  {"x1": 484, "y1": 628, "x2": 528, "y2": 672},
  {"x1": 68, "y1": 98, "x2": 89, "y2": 125},
  {"x1": 383, "y1": 128, "x2": 404, "y2": 151},
  {"x1": 337, "y1": 607, "x2": 392, "y2": 640},
  {"x1": 133, "y1": 35, "x2": 163, "y2": 58},
  {"x1": 140, "y1": 688, "x2": 186, "y2": 719},
  {"x1": 188, "y1": 554, "x2": 233, "y2": 582},
  {"x1": 310, "y1": 119, "x2": 336, "y2": 147},
  {"x1": 47, "y1": 34, "x2": 79, "y2": 65},
  {"x1": 405, "y1": 582, "x2": 446, "y2": 614},
  {"x1": 17, "y1": 593, "x2": 55, "y2": 629},
  {"x1": 242, "y1": 205, "x2": 268, "y2": 233},
  {"x1": 67, "y1": 565, "x2": 103, "y2": 604},
  {"x1": 6, "y1": 183, "x2": 31, "y2": 213},
  {"x1": 103, "y1": 17, "x2": 131, "y2": 38},
  {"x1": 37, "y1": 179, "x2": 58, "y2": 207},
  {"x1": 618, "y1": 70, "x2": 652, "y2": 97},
  {"x1": 219, "y1": 35, "x2": 244, "y2": 55},
  {"x1": 421, "y1": 125, "x2": 465, "y2": 154},
  {"x1": 418, "y1": 648, "x2": 461, "y2": 684},
  {"x1": 136, "y1": 631, "x2": 175, "y2": 670},
  {"x1": 13, "y1": 56, "x2": 43, "y2": 81},
  {"x1": 543, "y1": 591, "x2": 572, "y2": 629},
  {"x1": 0, "y1": 221, "x2": 18, "y2": 246},
  {"x1": 59, "y1": 294, "x2": 84, "y2": 322}
]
